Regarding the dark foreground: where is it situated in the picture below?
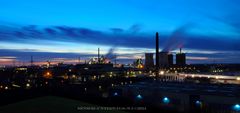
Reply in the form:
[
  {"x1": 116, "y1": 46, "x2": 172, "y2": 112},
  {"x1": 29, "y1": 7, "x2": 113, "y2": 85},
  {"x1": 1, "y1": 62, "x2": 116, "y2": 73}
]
[{"x1": 0, "y1": 83, "x2": 180, "y2": 113}]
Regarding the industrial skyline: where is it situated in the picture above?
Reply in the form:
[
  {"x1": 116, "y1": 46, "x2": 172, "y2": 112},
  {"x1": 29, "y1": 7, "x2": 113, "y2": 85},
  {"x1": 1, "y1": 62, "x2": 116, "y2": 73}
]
[
  {"x1": 0, "y1": 0, "x2": 240, "y2": 65},
  {"x1": 1, "y1": 1, "x2": 240, "y2": 113}
]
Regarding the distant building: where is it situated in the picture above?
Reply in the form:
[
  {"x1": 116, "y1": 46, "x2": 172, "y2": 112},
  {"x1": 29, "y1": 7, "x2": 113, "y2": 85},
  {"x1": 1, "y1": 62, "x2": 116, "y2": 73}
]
[
  {"x1": 168, "y1": 54, "x2": 173, "y2": 66},
  {"x1": 145, "y1": 53, "x2": 154, "y2": 69},
  {"x1": 176, "y1": 48, "x2": 186, "y2": 66},
  {"x1": 159, "y1": 52, "x2": 169, "y2": 68}
]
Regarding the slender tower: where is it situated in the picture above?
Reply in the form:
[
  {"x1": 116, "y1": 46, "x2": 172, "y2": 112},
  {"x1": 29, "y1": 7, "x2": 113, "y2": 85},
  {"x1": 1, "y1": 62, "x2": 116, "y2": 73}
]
[
  {"x1": 98, "y1": 48, "x2": 100, "y2": 63},
  {"x1": 114, "y1": 54, "x2": 117, "y2": 65},
  {"x1": 30, "y1": 56, "x2": 33, "y2": 66},
  {"x1": 156, "y1": 32, "x2": 159, "y2": 75},
  {"x1": 156, "y1": 32, "x2": 159, "y2": 70},
  {"x1": 78, "y1": 57, "x2": 81, "y2": 64}
]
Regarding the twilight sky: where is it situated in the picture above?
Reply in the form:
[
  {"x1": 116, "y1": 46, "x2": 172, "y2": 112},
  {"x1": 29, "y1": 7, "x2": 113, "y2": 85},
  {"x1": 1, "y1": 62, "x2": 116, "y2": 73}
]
[{"x1": 0, "y1": 0, "x2": 240, "y2": 65}]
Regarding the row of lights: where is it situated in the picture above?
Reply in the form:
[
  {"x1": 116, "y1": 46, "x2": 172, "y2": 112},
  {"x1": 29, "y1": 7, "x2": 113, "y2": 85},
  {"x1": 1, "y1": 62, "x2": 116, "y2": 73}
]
[
  {"x1": 169, "y1": 67, "x2": 196, "y2": 70},
  {"x1": 135, "y1": 94, "x2": 170, "y2": 104},
  {"x1": 185, "y1": 74, "x2": 240, "y2": 81},
  {"x1": 112, "y1": 93, "x2": 240, "y2": 112}
]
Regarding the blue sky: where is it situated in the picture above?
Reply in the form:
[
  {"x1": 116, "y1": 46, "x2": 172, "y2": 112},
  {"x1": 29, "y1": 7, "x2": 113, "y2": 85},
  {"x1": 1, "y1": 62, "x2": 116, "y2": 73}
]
[{"x1": 0, "y1": 0, "x2": 240, "y2": 65}]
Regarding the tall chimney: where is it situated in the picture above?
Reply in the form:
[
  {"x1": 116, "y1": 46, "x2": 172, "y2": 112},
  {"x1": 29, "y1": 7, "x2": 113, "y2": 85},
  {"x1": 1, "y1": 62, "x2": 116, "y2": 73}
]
[
  {"x1": 156, "y1": 32, "x2": 159, "y2": 70},
  {"x1": 180, "y1": 48, "x2": 182, "y2": 54},
  {"x1": 98, "y1": 48, "x2": 100, "y2": 63},
  {"x1": 78, "y1": 57, "x2": 80, "y2": 63},
  {"x1": 30, "y1": 55, "x2": 33, "y2": 66}
]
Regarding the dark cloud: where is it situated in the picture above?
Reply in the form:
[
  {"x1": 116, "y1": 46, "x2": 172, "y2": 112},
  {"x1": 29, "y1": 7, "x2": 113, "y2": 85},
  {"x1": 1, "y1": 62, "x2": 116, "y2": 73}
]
[
  {"x1": 22, "y1": 25, "x2": 42, "y2": 38},
  {"x1": 77, "y1": 28, "x2": 102, "y2": 36},
  {"x1": 0, "y1": 23, "x2": 239, "y2": 52},
  {"x1": 55, "y1": 26, "x2": 79, "y2": 37},
  {"x1": 110, "y1": 28, "x2": 124, "y2": 34},
  {"x1": 44, "y1": 28, "x2": 57, "y2": 35},
  {"x1": 14, "y1": 31, "x2": 25, "y2": 38}
]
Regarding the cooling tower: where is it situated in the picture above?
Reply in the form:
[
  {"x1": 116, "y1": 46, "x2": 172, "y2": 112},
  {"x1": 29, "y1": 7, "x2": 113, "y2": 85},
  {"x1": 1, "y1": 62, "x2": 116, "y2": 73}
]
[{"x1": 145, "y1": 53, "x2": 154, "y2": 69}]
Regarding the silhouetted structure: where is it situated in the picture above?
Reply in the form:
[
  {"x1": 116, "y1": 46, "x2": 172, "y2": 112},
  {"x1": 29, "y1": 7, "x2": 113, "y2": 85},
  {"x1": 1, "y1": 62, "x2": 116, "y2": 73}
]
[
  {"x1": 145, "y1": 53, "x2": 154, "y2": 69},
  {"x1": 176, "y1": 48, "x2": 186, "y2": 66},
  {"x1": 168, "y1": 53, "x2": 173, "y2": 66},
  {"x1": 156, "y1": 32, "x2": 159, "y2": 75},
  {"x1": 98, "y1": 48, "x2": 100, "y2": 63},
  {"x1": 30, "y1": 56, "x2": 33, "y2": 66},
  {"x1": 158, "y1": 52, "x2": 169, "y2": 68},
  {"x1": 78, "y1": 57, "x2": 81, "y2": 64}
]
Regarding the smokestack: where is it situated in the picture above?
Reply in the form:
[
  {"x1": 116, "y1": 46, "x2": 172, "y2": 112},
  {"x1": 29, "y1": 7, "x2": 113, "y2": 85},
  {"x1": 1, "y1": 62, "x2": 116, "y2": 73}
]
[
  {"x1": 30, "y1": 55, "x2": 33, "y2": 66},
  {"x1": 98, "y1": 48, "x2": 100, "y2": 63},
  {"x1": 114, "y1": 54, "x2": 117, "y2": 65},
  {"x1": 180, "y1": 48, "x2": 182, "y2": 54},
  {"x1": 78, "y1": 57, "x2": 80, "y2": 64},
  {"x1": 156, "y1": 32, "x2": 159, "y2": 70}
]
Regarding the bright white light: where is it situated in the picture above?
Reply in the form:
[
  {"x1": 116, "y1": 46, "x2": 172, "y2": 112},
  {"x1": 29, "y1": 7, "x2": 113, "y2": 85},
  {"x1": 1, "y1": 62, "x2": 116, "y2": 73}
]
[
  {"x1": 192, "y1": 74, "x2": 195, "y2": 78},
  {"x1": 26, "y1": 83, "x2": 30, "y2": 87},
  {"x1": 160, "y1": 71, "x2": 164, "y2": 75},
  {"x1": 237, "y1": 77, "x2": 240, "y2": 81}
]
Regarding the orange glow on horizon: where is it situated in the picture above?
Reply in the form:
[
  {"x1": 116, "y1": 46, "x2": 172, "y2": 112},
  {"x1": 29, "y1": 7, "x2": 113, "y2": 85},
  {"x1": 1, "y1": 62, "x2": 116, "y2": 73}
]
[{"x1": 43, "y1": 71, "x2": 53, "y2": 79}]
